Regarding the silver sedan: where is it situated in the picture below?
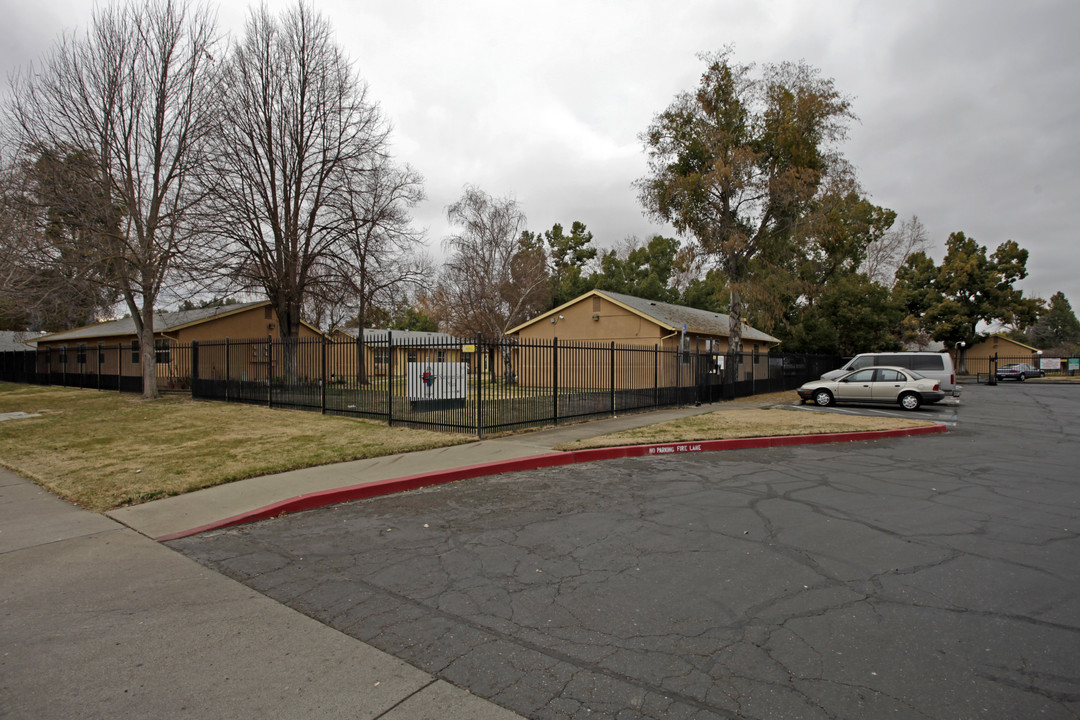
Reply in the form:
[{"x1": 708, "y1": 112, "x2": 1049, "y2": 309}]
[{"x1": 797, "y1": 366, "x2": 946, "y2": 411}]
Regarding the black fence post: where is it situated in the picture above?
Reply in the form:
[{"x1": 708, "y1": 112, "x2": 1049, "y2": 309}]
[
  {"x1": 320, "y1": 334, "x2": 327, "y2": 414},
  {"x1": 653, "y1": 344, "x2": 659, "y2": 409},
  {"x1": 267, "y1": 335, "x2": 273, "y2": 408},
  {"x1": 116, "y1": 344, "x2": 121, "y2": 393},
  {"x1": 225, "y1": 338, "x2": 231, "y2": 403},
  {"x1": 552, "y1": 337, "x2": 559, "y2": 426},
  {"x1": 387, "y1": 330, "x2": 394, "y2": 427},
  {"x1": 476, "y1": 335, "x2": 483, "y2": 438},
  {"x1": 676, "y1": 345, "x2": 683, "y2": 406},
  {"x1": 610, "y1": 341, "x2": 616, "y2": 417},
  {"x1": 191, "y1": 341, "x2": 199, "y2": 398}
]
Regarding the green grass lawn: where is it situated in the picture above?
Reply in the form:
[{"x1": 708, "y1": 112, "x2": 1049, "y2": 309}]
[{"x1": 0, "y1": 383, "x2": 470, "y2": 512}]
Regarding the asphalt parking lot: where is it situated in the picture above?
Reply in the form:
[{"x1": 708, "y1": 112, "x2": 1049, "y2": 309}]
[{"x1": 171, "y1": 383, "x2": 1080, "y2": 720}]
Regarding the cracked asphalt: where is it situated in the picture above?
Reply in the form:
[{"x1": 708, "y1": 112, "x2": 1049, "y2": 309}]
[{"x1": 170, "y1": 383, "x2": 1080, "y2": 719}]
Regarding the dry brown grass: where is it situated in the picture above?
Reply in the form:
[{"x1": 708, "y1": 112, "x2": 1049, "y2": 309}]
[
  {"x1": 557, "y1": 407, "x2": 935, "y2": 450},
  {"x1": 0, "y1": 383, "x2": 470, "y2": 512}
]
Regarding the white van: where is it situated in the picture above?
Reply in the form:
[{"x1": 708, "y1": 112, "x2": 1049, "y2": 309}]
[{"x1": 822, "y1": 352, "x2": 960, "y2": 397}]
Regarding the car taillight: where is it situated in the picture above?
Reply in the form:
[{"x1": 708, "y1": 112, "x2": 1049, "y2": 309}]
[
  {"x1": 934, "y1": 382, "x2": 940, "y2": 391},
  {"x1": 950, "y1": 373, "x2": 954, "y2": 385}
]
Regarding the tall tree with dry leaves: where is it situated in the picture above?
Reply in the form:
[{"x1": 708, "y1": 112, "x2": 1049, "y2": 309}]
[
  {"x1": 638, "y1": 50, "x2": 855, "y2": 355},
  {"x1": 205, "y1": 2, "x2": 393, "y2": 380},
  {"x1": 7, "y1": 0, "x2": 221, "y2": 397}
]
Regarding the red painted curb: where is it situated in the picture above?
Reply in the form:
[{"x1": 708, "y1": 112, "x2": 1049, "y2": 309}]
[{"x1": 155, "y1": 423, "x2": 946, "y2": 542}]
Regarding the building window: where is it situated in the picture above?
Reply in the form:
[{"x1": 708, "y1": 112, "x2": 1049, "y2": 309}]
[
  {"x1": 131, "y1": 340, "x2": 139, "y2": 364},
  {"x1": 58, "y1": 345, "x2": 67, "y2": 364},
  {"x1": 98, "y1": 343, "x2": 106, "y2": 364},
  {"x1": 436, "y1": 350, "x2": 446, "y2": 362},
  {"x1": 407, "y1": 349, "x2": 418, "y2": 364},
  {"x1": 76, "y1": 344, "x2": 87, "y2": 364},
  {"x1": 155, "y1": 339, "x2": 171, "y2": 364},
  {"x1": 264, "y1": 306, "x2": 272, "y2": 320},
  {"x1": 373, "y1": 348, "x2": 390, "y2": 366}
]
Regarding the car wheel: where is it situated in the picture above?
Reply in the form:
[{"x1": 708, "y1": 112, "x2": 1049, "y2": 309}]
[
  {"x1": 899, "y1": 392, "x2": 921, "y2": 411},
  {"x1": 813, "y1": 389, "x2": 833, "y2": 407},
  {"x1": 1018, "y1": 373, "x2": 1026, "y2": 381}
]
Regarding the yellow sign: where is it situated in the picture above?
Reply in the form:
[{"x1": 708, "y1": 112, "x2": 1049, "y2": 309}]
[{"x1": 462, "y1": 344, "x2": 476, "y2": 353}]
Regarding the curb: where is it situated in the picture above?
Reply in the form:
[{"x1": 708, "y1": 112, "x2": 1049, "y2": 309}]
[{"x1": 155, "y1": 424, "x2": 947, "y2": 542}]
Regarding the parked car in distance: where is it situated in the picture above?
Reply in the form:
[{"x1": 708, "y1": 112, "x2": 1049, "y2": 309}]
[
  {"x1": 995, "y1": 363, "x2": 1045, "y2": 381},
  {"x1": 822, "y1": 351, "x2": 959, "y2": 397},
  {"x1": 797, "y1": 366, "x2": 945, "y2": 411}
]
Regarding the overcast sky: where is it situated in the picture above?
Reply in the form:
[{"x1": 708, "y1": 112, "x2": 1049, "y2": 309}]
[{"x1": 4, "y1": 0, "x2": 1078, "y2": 310}]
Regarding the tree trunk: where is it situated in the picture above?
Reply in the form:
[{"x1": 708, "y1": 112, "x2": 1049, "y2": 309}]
[
  {"x1": 499, "y1": 341, "x2": 516, "y2": 385},
  {"x1": 728, "y1": 286, "x2": 745, "y2": 355},
  {"x1": 140, "y1": 305, "x2": 159, "y2": 399},
  {"x1": 356, "y1": 299, "x2": 369, "y2": 386}
]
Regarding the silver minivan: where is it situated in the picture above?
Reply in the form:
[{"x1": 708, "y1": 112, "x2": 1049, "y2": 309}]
[{"x1": 822, "y1": 352, "x2": 960, "y2": 397}]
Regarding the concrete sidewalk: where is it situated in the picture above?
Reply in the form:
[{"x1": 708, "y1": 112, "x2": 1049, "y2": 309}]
[
  {"x1": 1, "y1": 403, "x2": 726, "y2": 720},
  {"x1": 0, "y1": 467, "x2": 524, "y2": 719}
]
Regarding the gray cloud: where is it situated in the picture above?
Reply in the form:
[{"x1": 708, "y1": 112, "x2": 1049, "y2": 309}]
[{"x1": 5, "y1": 0, "x2": 1078, "y2": 309}]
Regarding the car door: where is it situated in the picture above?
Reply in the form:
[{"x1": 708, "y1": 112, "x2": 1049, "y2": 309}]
[
  {"x1": 835, "y1": 368, "x2": 876, "y2": 402},
  {"x1": 872, "y1": 368, "x2": 907, "y2": 403}
]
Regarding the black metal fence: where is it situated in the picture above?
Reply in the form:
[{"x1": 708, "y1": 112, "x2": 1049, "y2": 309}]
[
  {"x1": 958, "y1": 353, "x2": 1079, "y2": 381},
  {"x1": 1, "y1": 335, "x2": 841, "y2": 436}
]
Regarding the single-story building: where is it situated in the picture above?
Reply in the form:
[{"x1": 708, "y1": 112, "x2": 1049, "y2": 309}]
[
  {"x1": 955, "y1": 333, "x2": 1041, "y2": 375},
  {"x1": 34, "y1": 300, "x2": 322, "y2": 388},
  {"x1": 327, "y1": 328, "x2": 464, "y2": 379},
  {"x1": 508, "y1": 289, "x2": 779, "y2": 353},
  {"x1": 506, "y1": 290, "x2": 781, "y2": 388}
]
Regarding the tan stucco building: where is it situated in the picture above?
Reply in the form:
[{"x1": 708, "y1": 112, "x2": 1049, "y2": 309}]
[
  {"x1": 508, "y1": 290, "x2": 779, "y2": 354},
  {"x1": 506, "y1": 290, "x2": 780, "y2": 389},
  {"x1": 34, "y1": 300, "x2": 322, "y2": 388},
  {"x1": 954, "y1": 333, "x2": 1041, "y2": 375}
]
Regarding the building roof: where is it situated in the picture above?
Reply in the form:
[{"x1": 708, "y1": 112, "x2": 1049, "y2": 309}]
[
  {"x1": 507, "y1": 289, "x2": 781, "y2": 345},
  {"x1": 335, "y1": 327, "x2": 463, "y2": 345},
  {"x1": 0, "y1": 331, "x2": 42, "y2": 352},
  {"x1": 981, "y1": 333, "x2": 1040, "y2": 353},
  {"x1": 36, "y1": 301, "x2": 277, "y2": 343}
]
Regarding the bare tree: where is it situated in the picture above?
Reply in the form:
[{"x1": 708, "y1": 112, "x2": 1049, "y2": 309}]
[
  {"x1": 205, "y1": 2, "x2": 391, "y2": 380},
  {"x1": 862, "y1": 215, "x2": 930, "y2": 288},
  {"x1": 435, "y1": 186, "x2": 549, "y2": 381},
  {"x1": 7, "y1": 0, "x2": 221, "y2": 397},
  {"x1": 328, "y1": 158, "x2": 431, "y2": 382}
]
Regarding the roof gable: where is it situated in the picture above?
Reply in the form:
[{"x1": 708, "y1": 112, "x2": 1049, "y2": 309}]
[
  {"x1": 507, "y1": 289, "x2": 780, "y2": 344},
  {"x1": 985, "y1": 333, "x2": 1040, "y2": 353}
]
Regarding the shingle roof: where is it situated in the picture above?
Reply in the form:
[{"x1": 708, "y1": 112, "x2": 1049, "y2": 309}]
[
  {"x1": 0, "y1": 331, "x2": 41, "y2": 352},
  {"x1": 335, "y1": 327, "x2": 463, "y2": 345},
  {"x1": 597, "y1": 291, "x2": 780, "y2": 344},
  {"x1": 508, "y1": 290, "x2": 780, "y2": 344},
  {"x1": 36, "y1": 301, "x2": 270, "y2": 343}
]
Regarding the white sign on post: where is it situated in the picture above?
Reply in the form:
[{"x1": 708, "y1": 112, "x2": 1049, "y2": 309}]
[{"x1": 407, "y1": 362, "x2": 468, "y2": 402}]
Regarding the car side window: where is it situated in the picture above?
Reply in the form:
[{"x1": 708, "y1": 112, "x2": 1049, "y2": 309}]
[
  {"x1": 851, "y1": 356, "x2": 874, "y2": 370},
  {"x1": 911, "y1": 355, "x2": 944, "y2": 371},
  {"x1": 848, "y1": 369, "x2": 876, "y2": 382},
  {"x1": 877, "y1": 369, "x2": 904, "y2": 382}
]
